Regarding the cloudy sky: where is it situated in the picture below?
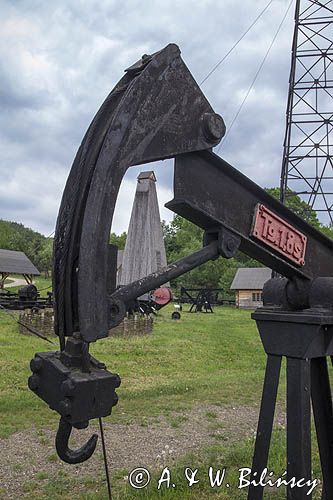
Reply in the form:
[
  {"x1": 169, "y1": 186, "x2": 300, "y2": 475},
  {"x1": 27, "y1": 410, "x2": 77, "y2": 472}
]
[{"x1": 1, "y1": 0, "x2": 296, "y2": 235}]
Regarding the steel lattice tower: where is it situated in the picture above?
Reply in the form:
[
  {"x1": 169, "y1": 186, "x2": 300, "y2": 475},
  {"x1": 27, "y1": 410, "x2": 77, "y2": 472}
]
[{"x1": 280, "y1": 0, "x2": 333, "y2": 223}]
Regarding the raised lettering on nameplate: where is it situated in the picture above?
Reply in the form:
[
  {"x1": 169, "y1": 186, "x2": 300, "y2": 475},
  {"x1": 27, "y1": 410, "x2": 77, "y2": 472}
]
[{"x1": 251, "y1": 204, "x2": 307, "y2": 266}]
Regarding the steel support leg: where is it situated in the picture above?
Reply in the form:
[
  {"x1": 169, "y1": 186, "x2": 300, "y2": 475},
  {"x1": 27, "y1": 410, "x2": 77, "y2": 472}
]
[
  {"x1": 287, "y1": 357, "x2": 312, "y2": 500},
  {"x1": 247, "y1": 354, "x2": 282, "y2": 500},
  {"x1": 311, "y1": 357, "x2": 333, "y2": 500}
]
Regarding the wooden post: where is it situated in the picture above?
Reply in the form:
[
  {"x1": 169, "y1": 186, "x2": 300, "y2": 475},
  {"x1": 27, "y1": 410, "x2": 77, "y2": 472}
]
[
  {"x1": 23, "y1": 274, "x2": 33, "y2": 284},
  {"x1": 0, "y1": 272, "x2": 9, "y2": 289}
]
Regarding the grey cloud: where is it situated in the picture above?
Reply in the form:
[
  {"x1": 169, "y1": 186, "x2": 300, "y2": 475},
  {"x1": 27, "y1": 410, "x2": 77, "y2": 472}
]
[{"x1": 1, "y1": 0, "x2": 299, "y2": 234}]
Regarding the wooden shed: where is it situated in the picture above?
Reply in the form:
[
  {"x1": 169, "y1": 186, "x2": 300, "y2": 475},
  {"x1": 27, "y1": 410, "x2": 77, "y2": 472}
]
[
  {"x1": 230, "y1": 267, "x2": 271, "y2": 308},
  {"x1": 0, "y1": 249, "x2": 40, "y2": 289}
]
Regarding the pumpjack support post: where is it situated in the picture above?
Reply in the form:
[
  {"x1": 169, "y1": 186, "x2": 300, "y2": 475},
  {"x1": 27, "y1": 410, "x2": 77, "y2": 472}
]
[{"x1": 248, "y1": 279, "x2": 333, "y2": 500}]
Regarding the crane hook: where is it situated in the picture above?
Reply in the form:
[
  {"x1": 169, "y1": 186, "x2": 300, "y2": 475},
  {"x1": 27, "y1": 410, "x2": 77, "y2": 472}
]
[{"x1": 55, "y1": 417, "x2": 98, "y2": 464}]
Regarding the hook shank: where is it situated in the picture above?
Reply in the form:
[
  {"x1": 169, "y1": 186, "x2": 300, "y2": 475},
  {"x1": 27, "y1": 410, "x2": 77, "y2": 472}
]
[{"x1": 55, "y1": 417, "x2": 98, "y2": 464}]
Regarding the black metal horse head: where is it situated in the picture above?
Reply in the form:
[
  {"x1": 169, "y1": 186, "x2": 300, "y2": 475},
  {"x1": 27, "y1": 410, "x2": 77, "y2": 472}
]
[{"x1": 28, "y1": 44, "x2": 225, "y2": 463}]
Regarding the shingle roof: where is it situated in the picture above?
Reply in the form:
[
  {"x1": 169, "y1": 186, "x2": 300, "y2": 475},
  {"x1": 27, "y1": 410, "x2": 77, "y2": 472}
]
[
  {"x1": 230, "y1": 267, "x2": 271, "y2": 290},
  {"x1": 0, "y1": 249, "x2": 40, "y2": 275}
]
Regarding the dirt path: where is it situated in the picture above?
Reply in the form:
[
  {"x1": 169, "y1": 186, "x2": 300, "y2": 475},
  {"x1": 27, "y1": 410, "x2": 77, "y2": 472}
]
[
  {"x1": 0, "y1": 403, "x2": 285, "y2": 498},
  {"x1": 4, "y1": 278, "x2": 28, "y2": 289}
]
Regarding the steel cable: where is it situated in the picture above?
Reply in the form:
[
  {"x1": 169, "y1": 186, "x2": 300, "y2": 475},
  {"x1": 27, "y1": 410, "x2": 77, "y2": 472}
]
[
  {"x1": 217, "y1": 0, "x2": 294, "y2": 152},
  {"x1": 200, "y1": 0, "x2": 275, "y2": 85},
  {"x1": 99, "y1": 417, "x2": 112, "y2": 500}
]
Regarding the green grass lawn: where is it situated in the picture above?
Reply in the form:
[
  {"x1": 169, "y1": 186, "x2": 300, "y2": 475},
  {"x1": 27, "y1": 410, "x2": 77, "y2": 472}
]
[
  {"x1": 0, "y1": 305, "x2": 271, "y2": 438},
  {"x1": 0, "y1": 304, "x2": 327, "y2": 499}
]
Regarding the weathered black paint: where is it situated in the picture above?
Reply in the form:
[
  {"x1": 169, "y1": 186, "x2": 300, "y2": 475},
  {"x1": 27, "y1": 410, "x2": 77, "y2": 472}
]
[
  {"x1": 52, "y1": 44, "x2": 225, "y2": 343},
  {"x1": 166, "y1": 151, "x2": 333, "y2": 281},
  {"x1": 27, "y1": 42, "x2": 333, "y2": 486}
]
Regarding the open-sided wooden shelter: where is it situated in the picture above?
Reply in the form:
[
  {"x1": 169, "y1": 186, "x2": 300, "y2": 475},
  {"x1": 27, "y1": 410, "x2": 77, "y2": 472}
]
[{"x1": 0, "y1": 249, "x2": 40, "y2": 288}]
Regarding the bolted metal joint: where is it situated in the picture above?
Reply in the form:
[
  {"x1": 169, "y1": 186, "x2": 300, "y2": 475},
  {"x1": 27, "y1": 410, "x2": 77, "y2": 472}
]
[
  {"x1": 30, "y1": 356, "x2": 43, "y2": 373},
  {"x1": 28, "y1": 346, "x2": 121, "y2": 430},
  {"x1": 262, "y1": 277, "x2": 311, "y2": 311},
  {"x1": 28, "y1": 373, "x2": 40, "y2": 391},
  {"x1": 204, "y1": 227, "x2": 241, "y2": 259},
  {"x1": 202, "y1": 112, "x2": 226, "y2": 143},
  {"x1": 309, "y1": 277, "x2": 333, "y2": 310},
  {"x1": 108, "y1": 297, "x2": 127, "y2": 329}
]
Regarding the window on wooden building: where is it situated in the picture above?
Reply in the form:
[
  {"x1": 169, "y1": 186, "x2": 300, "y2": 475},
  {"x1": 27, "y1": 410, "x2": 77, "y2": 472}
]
[{"x1": 252, "y1": 292, "x2": 262, "y2": 302}]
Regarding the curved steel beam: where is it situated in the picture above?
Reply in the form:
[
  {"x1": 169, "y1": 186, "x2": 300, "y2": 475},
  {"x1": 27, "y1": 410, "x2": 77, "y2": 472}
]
[
  {"x1": 55, "y1": 417, "x2": 98, "y2": 464},
  {"x1": 53, "y1": 43, "x2": 225, "y2": 342}
]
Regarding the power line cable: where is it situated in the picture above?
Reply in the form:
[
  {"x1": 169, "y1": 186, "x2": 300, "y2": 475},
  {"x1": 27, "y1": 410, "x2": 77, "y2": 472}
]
[
  {"x1": 32, "y1": 229, "x2": 55, "y2": 255},
  {"x1": 217, "y1": 0, "x2": 294, "y2": 153},
  {"x1": 38, "y1": 284, "x2": 52, "y2": 292},
  {"x1": 200, "y1": 0, "x2": 275, "y2": 85}
]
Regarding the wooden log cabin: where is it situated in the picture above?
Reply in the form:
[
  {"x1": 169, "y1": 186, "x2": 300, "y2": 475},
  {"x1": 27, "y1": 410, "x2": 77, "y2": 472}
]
[{"x1": 230, "y1": 267, "x2": 271, "y2": 309}]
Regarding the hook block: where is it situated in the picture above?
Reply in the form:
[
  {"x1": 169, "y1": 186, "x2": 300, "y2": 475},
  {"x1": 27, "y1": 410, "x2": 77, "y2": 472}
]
[{"x1": 28, "y1": 347, "x2": 120, "y2": 427}]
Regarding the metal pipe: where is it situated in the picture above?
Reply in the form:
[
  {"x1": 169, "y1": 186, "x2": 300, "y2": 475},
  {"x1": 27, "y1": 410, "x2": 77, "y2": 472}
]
[{"x1": 111, "y1": 241, "x2": 219, "y2": 305}]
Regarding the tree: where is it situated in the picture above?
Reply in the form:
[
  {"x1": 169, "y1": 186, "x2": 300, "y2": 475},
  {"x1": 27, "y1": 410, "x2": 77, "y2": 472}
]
[
  {"x1": 112, "y1": 187, "x2": 333, "y2": 297},
  {"x1": 266, "y1": 187, "x2": 333, "y2": 240},
  {"x1": 162, "y1": 215, "x2": 259, "y2": 294},
  {"x1": 319, "y1": 224, "x2": 333, "y2": 240},
  {"x1": 265, "y1": 187, "x2": 321, "y2": 228},
  {"x1": 0, "y1": 219, "x2": 46, "y2": 269},
  {"x1": 163, "y1": 216, "x2": 203, "y2": 264},
  {"x1": 37, "y1": 239, "x2": 53, "y2": 277},
  {"x1": 110, "y1": 231, "x2": 127, "y2": 249}
]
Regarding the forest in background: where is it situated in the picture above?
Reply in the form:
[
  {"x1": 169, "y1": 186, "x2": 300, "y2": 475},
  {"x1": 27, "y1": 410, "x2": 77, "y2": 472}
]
[
  {"x1": 0, "y1": 220, "x2": 53, "y2": 276},
  {"x1": 111, "y1": 188, "x2": 333, "y2": 296},
  {"x1": 2, "y1": 188, "x2": 333, "y2": 293}
]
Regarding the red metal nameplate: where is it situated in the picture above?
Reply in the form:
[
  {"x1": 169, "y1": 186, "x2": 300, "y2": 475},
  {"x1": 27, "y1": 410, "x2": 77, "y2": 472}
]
[{"x1": 251, "y1": 204, "x2": 307, "y2": 266}]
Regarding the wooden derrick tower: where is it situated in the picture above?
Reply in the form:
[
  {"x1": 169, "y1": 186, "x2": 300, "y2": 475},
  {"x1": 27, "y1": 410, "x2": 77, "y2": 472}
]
[{"x1": 119, "y1": 171, "x2": 168, "y2": 294}]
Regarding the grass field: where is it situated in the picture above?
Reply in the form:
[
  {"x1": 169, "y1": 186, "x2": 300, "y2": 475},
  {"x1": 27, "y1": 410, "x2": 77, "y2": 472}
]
[{"x1": 0, "y1": 291, "x2": 328, "y2": 499}]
